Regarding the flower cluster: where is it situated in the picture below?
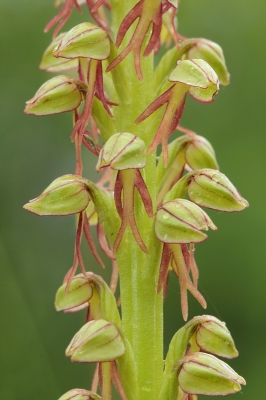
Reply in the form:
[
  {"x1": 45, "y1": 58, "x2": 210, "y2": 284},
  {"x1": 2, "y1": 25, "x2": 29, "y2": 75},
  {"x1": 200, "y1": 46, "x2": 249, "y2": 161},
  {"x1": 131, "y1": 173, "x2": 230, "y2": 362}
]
[{"x1": 24, "y1": 1, "x2": 247, "y2": 399}]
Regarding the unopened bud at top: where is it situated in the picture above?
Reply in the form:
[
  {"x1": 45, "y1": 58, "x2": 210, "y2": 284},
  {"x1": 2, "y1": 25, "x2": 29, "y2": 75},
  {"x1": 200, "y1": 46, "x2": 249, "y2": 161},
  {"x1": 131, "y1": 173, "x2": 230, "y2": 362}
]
[
  {"x1": 96, "y1": 132, "x2": 146, "y2": 171},
  {"x1": 176, "y1": 352, "x2": 246, "y2": 396},
  {"x1": 187, "y1": 169, "x2": 249, "y2": 212},
  {"x1": 53, "y1": 22, "x2": 110, "y2": 60},
  {"x1": 24, "y1": 75, "x2": 87, "y2": 116},
  {"x1": 23, "y1": 175, "x2": 90, "y2": 216},
  {"x1": 169, "y1": 59, "x2": 219, "y2": 103},
  {"x1": 180, "y1": 38, "x2": 230, "y2": 86},
  {"x1": 155, "y1": 198, "x2": 217, "y2": 244},
  {"x1": 66, "y1": 319, "x2": 125, "y2": 363}
]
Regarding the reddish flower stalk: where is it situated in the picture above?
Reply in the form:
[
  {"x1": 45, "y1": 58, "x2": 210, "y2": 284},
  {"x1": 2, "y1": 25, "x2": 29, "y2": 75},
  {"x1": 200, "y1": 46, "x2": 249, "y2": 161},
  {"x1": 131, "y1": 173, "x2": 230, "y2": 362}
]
[
  {"x1": 171, "y1": 244, "x2": 206, "y2": 320},
  {"x1": 97, "y1": 223, "x2": 116, "y2": 260},
  {"x1": 106, "y1": 0, "x2": 163, "y2": 80},
  {"x1": 161, "y1": 1, "x2": 181, "y2": 48},
  {"x1": 63, "y1": 211, "x2": 104, "y2": 291},
  {"x1": 71, "y1": 59, "x2": 113, "y2": 174},
  {"x1": 85, "y1": 0, "x2": 110, "y2": 31},
  {"x1": 113, "y1": 169, "x2": 153, "y2": 253},
  {"x1": 136, "y1": 84, "x2": 188, "y2": 165},
  {"x1": 44, "y1": 0, "x2": 82, "y2": 38},
  {"x1": 98, "y1": 361, "x2": 128, "y2": 400},
  {"x1": 158, "y1": 243, "x2": 206, "y2": 320}
]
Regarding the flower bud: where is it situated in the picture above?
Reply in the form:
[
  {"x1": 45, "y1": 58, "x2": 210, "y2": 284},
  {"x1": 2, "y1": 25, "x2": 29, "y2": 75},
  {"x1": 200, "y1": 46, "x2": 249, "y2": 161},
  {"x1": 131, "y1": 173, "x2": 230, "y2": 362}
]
[
  {"x1": 55, "y1": 275, "x2": 93, "y2": 312},
  {"x1": 176, "y1": 352, "x2": 246, "y2": 396},
  {"x1": 169, "y1": 59, "x2": 219, "y2": 103},
  {"x1": 23, "y1": 175, "x2": 90, "y2": 216},
  {"x1": 40, "y1": 33, "x2": 78, "y2": 73},
  {"x1": 55, "y1": 272, "x2": 121, "y2": 326},
  {"x1": 155, "y1": 199, "x2": 216, "y2": 244},
  {"x1": 24, "y1": 75, "x2": 87, "y2": 116},
  {"x1": 58, "y1": 389, "x2": 101, "y2": 400},
  {"x1": 66, "y1": 319, "x2": 125, "y2": 362},
  {"x1": 96, "y1": 132, "x2": 146, "y2": 171},
  {"x1": 185, "y1": 135, "x2": 219, "y2": 170},
  {"x1": 194, "y1": 315, "x2": 239, "y2": 359},
  {"x1": 165, "y1": 315, "x2": 238, "y2": 377},
  {"x1": 187, "y1": 169, "x2": 249, "y2": 212},
  {"x1": 53, "y1": 22, "x2": 110, "y2": 60},
  {"x1": 180, "y1": 38, "x2": 230, "y2": 86}
]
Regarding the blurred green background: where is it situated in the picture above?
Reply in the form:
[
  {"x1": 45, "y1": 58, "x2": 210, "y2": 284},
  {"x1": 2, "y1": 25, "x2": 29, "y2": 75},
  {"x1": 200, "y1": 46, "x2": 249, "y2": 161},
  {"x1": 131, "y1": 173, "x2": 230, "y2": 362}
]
[{"x1": 0, "y1": 0, "x2": 265, "y2": 399}]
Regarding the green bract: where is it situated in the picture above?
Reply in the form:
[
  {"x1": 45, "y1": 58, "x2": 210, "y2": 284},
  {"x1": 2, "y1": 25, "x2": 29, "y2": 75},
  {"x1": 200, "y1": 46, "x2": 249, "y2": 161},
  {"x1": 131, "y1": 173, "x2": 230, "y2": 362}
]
[
  {"x1": 53, "y1": 22, "x2": 110, "y2": 60},
  {"x1": 96, "y1": 132, "x2": 146, "y2": 171},
  {"x1": 66, "y1": 319, "x2": 125, "y2": 363},
  {"x1": 24, "y1": 75, "x2": 87, "y2": 116}
]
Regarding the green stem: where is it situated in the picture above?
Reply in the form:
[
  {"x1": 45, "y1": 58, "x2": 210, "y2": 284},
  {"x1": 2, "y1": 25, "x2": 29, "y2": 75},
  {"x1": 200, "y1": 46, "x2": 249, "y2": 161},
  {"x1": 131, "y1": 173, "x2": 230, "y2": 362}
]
[
  {"x1": 111, "y1": 27, "x2": 163, "y2": 400},
  {"x1": 106, "y1": 3, "x2": 165, "y2": 399}
]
